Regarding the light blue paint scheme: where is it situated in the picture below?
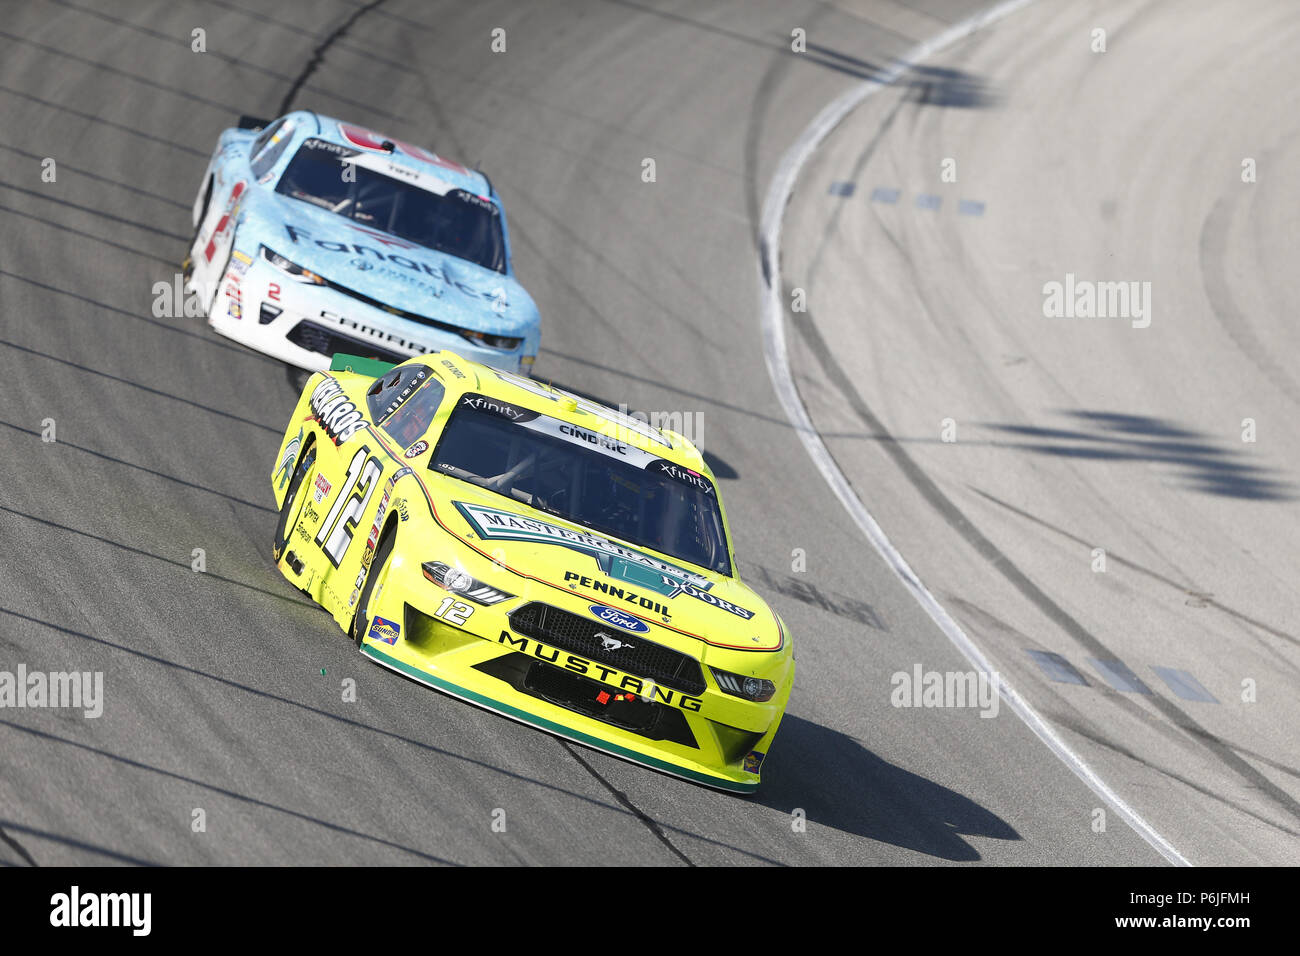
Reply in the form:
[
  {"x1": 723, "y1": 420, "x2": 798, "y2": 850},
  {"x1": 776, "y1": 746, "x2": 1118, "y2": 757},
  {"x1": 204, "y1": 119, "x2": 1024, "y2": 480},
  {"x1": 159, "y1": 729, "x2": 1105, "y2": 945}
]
[{"x1": 197, "y1": 110, "x2": 540, "y2": 367}]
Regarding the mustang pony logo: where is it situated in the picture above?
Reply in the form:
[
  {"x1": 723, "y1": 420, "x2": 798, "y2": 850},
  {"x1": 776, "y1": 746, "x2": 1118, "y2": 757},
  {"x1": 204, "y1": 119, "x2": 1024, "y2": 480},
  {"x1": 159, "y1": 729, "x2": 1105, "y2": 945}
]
[{"x1": 596, "y1": 632, "x2": 634, "y2": 652}]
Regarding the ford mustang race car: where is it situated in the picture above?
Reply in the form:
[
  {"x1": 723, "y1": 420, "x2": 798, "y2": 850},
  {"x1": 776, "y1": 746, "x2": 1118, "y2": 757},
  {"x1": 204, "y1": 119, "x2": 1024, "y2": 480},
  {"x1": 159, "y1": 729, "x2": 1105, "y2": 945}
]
[
  {"x1": 271, "y1": 352, "x2": 794, "y2": 792},
  {"x1": 184, "y1": 112, "x2": 539, "y2": 374}
]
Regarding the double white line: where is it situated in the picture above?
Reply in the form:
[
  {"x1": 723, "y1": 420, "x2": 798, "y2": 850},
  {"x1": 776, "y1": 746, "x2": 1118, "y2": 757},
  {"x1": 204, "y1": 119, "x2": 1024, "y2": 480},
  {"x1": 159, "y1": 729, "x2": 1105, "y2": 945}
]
[{"x1": 755, "y1": 0, "x2": 1189, "y2": 867}]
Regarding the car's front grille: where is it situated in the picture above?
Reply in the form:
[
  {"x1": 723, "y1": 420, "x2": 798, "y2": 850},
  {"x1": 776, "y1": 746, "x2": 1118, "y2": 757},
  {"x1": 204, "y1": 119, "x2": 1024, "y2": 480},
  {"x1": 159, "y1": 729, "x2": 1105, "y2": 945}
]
[
  {"x1": 524, "y1": 662, "x2": 660, "y2": 732},
  {"x1": 286, "y1": 320, "x2": 408, "y2": 364},
  {"x1": 508, "y1": 602, "x2": 706, "y2": 696},
  {"x1": 473, "y1": 653, "x2": 697, "y2": 747}
]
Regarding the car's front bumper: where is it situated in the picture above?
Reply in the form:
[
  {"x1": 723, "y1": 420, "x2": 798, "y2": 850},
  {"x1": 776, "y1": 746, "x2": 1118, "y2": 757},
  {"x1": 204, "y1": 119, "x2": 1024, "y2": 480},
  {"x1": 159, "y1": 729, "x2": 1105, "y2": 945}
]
[
  {"x1": 358, "y1": 591, "x2": 792, "y2": 793},
  {"x1": 209, "y1": 256, "x2": 537, "y2": 375}
]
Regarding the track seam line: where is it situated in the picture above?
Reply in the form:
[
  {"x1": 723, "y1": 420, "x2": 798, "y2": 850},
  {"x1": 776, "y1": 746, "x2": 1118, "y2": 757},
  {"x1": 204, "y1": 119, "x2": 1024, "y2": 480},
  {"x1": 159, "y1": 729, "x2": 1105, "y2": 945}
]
[
  {"x1": 560, "y1": 741, "x2": 695, "y2": 866},
  {"x1": 755, "y1": 0, "x2": 1190, "y2": 867},
  {"x1": 278, "y1": 0, "x2": 388, "y2": 115},
  {"x1": 0, "y1": 825, "x2": 38, "y2": 866}
]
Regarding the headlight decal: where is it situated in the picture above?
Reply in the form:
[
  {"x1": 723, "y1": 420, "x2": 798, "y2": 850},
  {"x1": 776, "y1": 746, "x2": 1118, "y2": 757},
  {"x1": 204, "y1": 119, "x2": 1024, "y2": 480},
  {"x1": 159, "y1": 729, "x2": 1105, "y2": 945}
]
[{"x1": 422, "y1": 561, "x2": 514, "y2": 605}]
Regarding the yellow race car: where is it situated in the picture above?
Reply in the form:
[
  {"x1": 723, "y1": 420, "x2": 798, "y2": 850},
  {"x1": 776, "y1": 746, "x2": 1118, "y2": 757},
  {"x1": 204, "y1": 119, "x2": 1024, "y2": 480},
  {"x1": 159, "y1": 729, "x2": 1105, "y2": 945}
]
[{"x1": 271, "y1": 352, "x2": 794, "y2": 792}]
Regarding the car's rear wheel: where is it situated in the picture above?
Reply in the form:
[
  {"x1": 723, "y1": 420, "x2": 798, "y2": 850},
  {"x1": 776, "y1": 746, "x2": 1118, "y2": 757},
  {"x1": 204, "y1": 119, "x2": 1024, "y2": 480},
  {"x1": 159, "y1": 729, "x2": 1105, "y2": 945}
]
[
  {"x1": 351, "y1": 529, "x2": 397, "y2": 648},
  {"x1": 273, "y1": 444, "x2": 315, "y2": 563}
]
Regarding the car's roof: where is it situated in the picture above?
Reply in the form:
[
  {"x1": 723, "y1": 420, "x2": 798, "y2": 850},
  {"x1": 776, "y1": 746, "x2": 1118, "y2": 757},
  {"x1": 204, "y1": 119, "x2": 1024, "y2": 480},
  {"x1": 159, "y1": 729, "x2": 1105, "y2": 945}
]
[
  {"x1": 289, "y1": 110, "x2": 493, "y2": 198},
  {"x1": 429, "y1": 352, "x2": 710, "y2": 473}
]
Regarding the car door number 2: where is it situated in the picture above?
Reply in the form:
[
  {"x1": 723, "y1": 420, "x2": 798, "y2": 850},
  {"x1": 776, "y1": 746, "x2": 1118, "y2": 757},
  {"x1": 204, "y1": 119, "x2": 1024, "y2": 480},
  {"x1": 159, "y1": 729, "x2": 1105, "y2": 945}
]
[{"x1": 317, "y1": 447, "x2": 382, "y2": 567}]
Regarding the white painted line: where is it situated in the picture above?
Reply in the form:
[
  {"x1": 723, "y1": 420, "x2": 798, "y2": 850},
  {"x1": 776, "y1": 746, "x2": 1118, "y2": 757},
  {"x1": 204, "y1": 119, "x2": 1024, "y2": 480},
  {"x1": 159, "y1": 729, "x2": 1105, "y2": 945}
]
[{"x1": 756, "y1": 0, "x2": 1190, "y2": 866}]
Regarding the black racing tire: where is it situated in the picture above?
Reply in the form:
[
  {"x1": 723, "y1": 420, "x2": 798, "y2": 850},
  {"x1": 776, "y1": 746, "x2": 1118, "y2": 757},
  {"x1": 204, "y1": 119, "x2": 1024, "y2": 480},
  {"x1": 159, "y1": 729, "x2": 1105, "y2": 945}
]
[
  {"x1": 181, "y1": 177, "x2": 211, "y2": 283},
  {"x1": 273, "y1": 443, "x2": 315, "y2": 562},
  {"x1": 351, "y1": 528, "x2": 397, "y2": 648}
]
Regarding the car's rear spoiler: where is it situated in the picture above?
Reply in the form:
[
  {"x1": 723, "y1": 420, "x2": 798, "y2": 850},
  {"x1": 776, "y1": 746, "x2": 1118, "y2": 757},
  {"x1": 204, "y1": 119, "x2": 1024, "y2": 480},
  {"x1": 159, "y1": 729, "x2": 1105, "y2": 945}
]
[
  {"x1": 330, "y1": 353, "x2": 396, "y2": 378},
  {"x1": 237, "y1": 115, "x2": 273, "y2": 131}
]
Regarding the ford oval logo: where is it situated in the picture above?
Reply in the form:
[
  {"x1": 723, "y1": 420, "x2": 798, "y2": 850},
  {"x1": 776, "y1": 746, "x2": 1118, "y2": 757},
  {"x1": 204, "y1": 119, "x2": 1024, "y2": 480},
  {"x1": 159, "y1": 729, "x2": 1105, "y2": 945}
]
[{"x1": 588, "y1": 604, "x2": 648, "y2": 633}]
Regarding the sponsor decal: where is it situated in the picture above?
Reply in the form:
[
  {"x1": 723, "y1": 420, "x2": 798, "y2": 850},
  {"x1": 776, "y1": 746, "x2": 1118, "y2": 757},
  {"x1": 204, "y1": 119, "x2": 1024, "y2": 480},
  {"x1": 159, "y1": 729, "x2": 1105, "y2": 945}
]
[
  {"x1": 440, "y1": 357, "x2": 466, "y2": 380},
  {"x1": 743, "y1": 751, "x2": 765, "y2": 774},
  {"x1": 456, "y1": 502, "x2": 754, "y2": 620},
  {"x1": 353, "y1": 469, "x2": 412, "y2": 593},
  {"x1": 589, "y1": 604, "x2": 649, "y2": 633},
  {"x1": 649, "y1": 459, "x2": 715, "y2": 496},
  {"x1": 404, "y1": 440, "x2": 429, "y2": 458},
  {"x1": 496, "y1": 631, "x2": 702, "y2": 712},
  {"x1": 490, "y1": 370, "x2": 672, "y2": 449},
  {"x1": 313, "y1": 473, "x2": 332, "y2": 504},
  {"x1": 203, "y1": 180, "x2": 246, "y2": 263},
  {"x1": 458, "y1": 191, "x2": 497, "y2": 214},
  {"x1": 225, "y1": 258, "x2": 243, "y2": 318},
  {"x1": 276, "y1": 427, "x2": 303, "y2": 491},
  {"x1": 563, "y1": 572, "x2": 670, "y2": 619},
  {"x1": 301, "y1": 137, "x2": 355, "y2": 157},
  {"x1": 368, "y1": 616, "x2": 401, "y2": 645},
  {"x1": 293, "y1": 521, "x2": 311, "y2": 543},
  {"x1": 458, "y1": 393, "x2": 534, "y2": 422},
  {"x1": 394, "y1": 498, "x2": 409, "y2": 522},
  {"x1": 559, "y1": 423, "x2": 628, "y2": 456},
  {"x1": 303, "y1": 501, "x2": 320, "y2": 524},
  {"x1": 308, "y1": 376, "x2": 369, "y2": 444},
  {"x1": 282, "y1": 223, "x2": 506, "y2": 306},
  {"x1": 319, "y1": 309, "x2": 441, "y2": 358}
]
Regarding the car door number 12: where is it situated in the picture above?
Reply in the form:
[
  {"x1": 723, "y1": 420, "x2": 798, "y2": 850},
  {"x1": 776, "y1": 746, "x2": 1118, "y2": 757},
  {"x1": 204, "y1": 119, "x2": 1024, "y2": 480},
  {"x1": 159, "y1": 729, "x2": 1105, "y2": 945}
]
[{"x1": 317, "y1": 446, "x2": 382, "y2": 567}]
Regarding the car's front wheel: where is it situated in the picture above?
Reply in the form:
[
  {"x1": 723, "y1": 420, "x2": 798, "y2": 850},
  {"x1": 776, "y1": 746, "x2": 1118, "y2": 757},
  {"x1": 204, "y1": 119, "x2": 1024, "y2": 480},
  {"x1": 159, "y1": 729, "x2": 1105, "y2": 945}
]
[
  {"x1": 273, "y1": 444, "x2": 315, "y2": 563},
  {"x1": 351, "y1": 529, "x2": 397, "y2": 648}
]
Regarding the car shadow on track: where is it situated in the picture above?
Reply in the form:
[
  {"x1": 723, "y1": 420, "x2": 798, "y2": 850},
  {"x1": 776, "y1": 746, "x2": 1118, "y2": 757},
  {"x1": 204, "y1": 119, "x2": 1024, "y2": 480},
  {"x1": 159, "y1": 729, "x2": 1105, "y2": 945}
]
[{"x1": 757, "y1": 715, "x2": 1019, "y2": 861}]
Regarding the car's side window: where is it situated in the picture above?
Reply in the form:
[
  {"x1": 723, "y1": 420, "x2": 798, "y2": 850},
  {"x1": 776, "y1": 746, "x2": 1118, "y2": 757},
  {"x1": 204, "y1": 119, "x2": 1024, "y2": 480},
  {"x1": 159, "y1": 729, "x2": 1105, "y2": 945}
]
[
  {"x1": 382, "y1": 377, "x2": 447, "y2": 450},
  {"x1": 367, "y1": 366, "x2": 446, "y2": 448},
  {"x1": 250, "y1": 117, "x2": 295, "y2": 180}
]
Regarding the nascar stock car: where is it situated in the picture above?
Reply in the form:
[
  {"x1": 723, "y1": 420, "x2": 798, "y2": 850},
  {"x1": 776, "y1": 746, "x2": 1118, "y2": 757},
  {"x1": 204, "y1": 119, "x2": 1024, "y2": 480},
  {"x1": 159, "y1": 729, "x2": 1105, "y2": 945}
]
[
  {"x1": 183, "y1": 111, "x2": 540, "y2": 374},
  {"x1": 271, "y1": 351, "x2": 794, "y2": 792}
]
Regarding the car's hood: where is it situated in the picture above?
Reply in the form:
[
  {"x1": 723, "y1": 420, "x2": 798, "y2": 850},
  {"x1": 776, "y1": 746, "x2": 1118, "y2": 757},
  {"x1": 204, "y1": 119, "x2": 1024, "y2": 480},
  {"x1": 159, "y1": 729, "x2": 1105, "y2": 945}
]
[
  {"x1": 244, "y1": 192, "x2": 538, "y2": 335},
  {"x1": 424, "y1": 478, "x2": 784, "y2": 653}
]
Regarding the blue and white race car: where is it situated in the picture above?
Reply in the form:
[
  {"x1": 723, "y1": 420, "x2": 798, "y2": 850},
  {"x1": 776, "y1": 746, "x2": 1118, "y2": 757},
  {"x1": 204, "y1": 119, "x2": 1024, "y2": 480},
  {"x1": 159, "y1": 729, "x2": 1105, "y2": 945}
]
[{"x1": 184, "y1": 111, "x2": 539, "y2": 374}]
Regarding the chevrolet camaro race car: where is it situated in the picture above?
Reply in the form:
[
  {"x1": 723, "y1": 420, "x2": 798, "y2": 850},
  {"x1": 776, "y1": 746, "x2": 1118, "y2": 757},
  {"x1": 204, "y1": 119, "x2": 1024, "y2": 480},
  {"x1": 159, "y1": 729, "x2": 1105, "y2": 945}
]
[
  {"x1": 183, "y1": 111, "x2": 540, "y2": 374},
  {"x1": 270, "y1": 352, "x2": 794, "y2": 791}
]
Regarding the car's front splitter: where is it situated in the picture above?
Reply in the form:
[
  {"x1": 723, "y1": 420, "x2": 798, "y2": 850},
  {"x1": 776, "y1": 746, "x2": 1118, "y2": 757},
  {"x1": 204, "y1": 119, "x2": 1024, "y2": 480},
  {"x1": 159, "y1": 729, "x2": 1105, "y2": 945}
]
[{"x1": 360, "y1": 642, "x2": 761, "y2": 794}]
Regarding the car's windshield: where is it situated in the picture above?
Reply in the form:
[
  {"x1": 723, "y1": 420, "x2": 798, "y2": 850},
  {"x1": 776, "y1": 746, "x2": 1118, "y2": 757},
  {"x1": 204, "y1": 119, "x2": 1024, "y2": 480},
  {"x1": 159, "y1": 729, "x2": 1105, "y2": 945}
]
[
  {"x1": 275, "y1": 139, "x2": 506, "y2": 273},
  {"x1": 431, "y1": 395, "x2": 731, "y2": 575}
]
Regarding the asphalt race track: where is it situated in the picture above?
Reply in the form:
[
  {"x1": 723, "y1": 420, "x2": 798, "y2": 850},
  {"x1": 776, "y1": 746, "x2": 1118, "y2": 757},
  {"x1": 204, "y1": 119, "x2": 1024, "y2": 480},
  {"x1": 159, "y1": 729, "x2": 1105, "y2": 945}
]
[{"x1": 0, "y1": 0, "x2": 1293, "y2": 866}]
